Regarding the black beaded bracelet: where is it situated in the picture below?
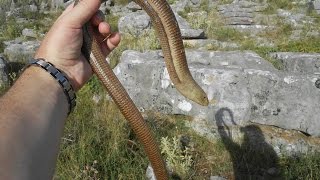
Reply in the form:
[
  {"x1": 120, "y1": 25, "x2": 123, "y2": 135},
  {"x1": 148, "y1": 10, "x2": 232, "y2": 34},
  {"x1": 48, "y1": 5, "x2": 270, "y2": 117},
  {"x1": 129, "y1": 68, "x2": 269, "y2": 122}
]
[{"x1": 28, "y1": 58, "x2": 76, "y2": 114}]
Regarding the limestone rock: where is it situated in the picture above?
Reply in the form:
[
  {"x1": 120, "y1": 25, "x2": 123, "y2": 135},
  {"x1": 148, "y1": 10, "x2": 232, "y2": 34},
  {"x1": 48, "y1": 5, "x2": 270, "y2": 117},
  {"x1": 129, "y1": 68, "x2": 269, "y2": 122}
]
[
  {"x1": 170, "y1": 0, "x2": 189, "y2": 13},
  {"x1": 313, "y1": 0, "x2": 320, "y2": 14},
  {"x1": 116, "y1": 50, "x2": 320, "y2": 137},
  {"x1": 4, "y1": 40, "x2": 40, "y2": 63},
  {"x1": 269, "y1": 52, "x2": 320, "y2": 74},
  {"x1": 10, "y1": 0, "x2": 15, "y2": 11},
  {"x1": 277, "y1": 9, "x2": 313, "y2": 28},
  {"x1": 125, "y1": 1, "x2": 142, "y2": 12},
  {"x1": 99, "y1": 2, "x2": 108, "y2": 13},
  {"x1": 146, "y1": 164, "x2": 156, "y2": 180},
  {"x1": 189, "y1": 0, "x2": 201, "y2": 8},
  {"x1": 118, "y1": 11, "x2": 151, "y2": 37},
  {"x1": 247, "y1": 70, "x2": 320, "y2": 137},
  {"x1": 22, "y1": 28, "x2": 37, "y2": 38},
  {"x1": 218, "y1": 0, "x2": 268, "y2": 26},
  {"x1": 118, "y1": 11, "x2": 205, "y2": 39},
  {"x1": 51, "y1": 0, "x2": 64, "y2": 10},
  {"x1": 5, "y1": 8, "x2": 22, "y2": 19},
  {"x1": 210, "y1": 176, "x2": 227, "y2": 180},
  {"x1": 180, "y1": 29, "x2": 205, "y2": 39},
  {"x1": 40, "y1": 1, "x2": 49, "y2": 12},
  {"x1": 110, "y1": 5, "x2": 132, "y2": 16},
  {"x1": 174, "y1": 13, "x2": 205, "y2": 39},
  {"x1": 183, "y1": 39, "x2": 239, "y2": 50},
  {"x1": 217, "y1": 0, "x2": 279, "y2": 37},
  {"x1": 29, "y1": 4, "x2": 38, "y2": 12},
  {"x1": 51, "y1": 0, "x2": 73, "y2": 10},
  {"x1": 171, "y1": 0, "x2": 216, "y2": 12}
]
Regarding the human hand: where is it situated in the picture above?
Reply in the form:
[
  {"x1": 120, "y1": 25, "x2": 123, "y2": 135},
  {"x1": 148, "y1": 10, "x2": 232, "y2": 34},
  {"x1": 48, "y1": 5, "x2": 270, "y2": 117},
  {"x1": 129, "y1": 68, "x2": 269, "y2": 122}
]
[{"x1": 35, "y1": 0, "x2": 121, "y2": 91}]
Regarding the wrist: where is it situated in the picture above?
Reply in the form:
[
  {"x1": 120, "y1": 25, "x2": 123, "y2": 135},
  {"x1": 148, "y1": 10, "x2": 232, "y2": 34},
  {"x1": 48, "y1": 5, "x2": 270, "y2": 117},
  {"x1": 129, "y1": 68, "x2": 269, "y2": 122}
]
[
  {"x1": 10, "y1": 66, "x2": 70, "y2": 117},
  {"x1": 34, "y1": 54, "x2": 90, "y2": 91},
  {"x1": 27, "y1": 58, "x2": 76, "y2": 114}
]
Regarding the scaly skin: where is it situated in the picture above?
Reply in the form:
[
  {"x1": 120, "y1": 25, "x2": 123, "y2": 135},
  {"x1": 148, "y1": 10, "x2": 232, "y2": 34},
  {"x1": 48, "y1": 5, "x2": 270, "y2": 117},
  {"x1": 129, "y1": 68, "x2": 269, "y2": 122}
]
[
  {"x1": 74, "y1": 0, "x2": 209, "y2": 179},
  {"x1": 135, "y1": 0, "x2": 209, "y2": 106}
]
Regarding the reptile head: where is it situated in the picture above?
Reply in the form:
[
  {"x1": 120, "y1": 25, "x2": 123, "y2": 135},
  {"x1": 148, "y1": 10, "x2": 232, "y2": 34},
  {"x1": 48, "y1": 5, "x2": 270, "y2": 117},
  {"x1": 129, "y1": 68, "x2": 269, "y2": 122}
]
[{"x1": 176, "y1": 82, "x2": 209, "y2": 106}]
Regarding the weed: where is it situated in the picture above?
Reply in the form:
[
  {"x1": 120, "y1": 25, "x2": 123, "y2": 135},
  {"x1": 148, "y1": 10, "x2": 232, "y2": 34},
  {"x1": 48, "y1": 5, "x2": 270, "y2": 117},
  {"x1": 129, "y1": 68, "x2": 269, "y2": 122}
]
[
  {"x1": 0, "y1": 39, "x2": 5, "y2": 53},
  {"x1": 263, "y1": 0, "x2": 294, "y2": 14},
  {"x1": 160, "y1": 136, "x2": 193, "y2": 178},
  {"x1": 85, "y1": 75, "x2": 105, "y2": 94},
  {"x1": 3, "y1": 17, "x2": 23, "y2": 39},
  {"x1": 218, "y1": 0, "x2": 234, "y2": 5},
  {"x1": 114, "y1": 0, "x2": 131, "y2": 6},
  {"x1": 281, "y1": 152, "x2": 320, "y2": 179},
  {"x1": 55, "y1": 88, "x2": 148, "y2": 179},
  {"x1": 105, "y1": 14, "x2": 120, "y2": 32},
  {"x1": 167, "y1": 0, "x2": 178, "y2": 5},
  {"x1": 213, "y1": 27, "x2": 245, "y2": 42},
  {"x1": 199, "y1": 0, "x2": 210, "y2": 12},
  {"x1": 0, "y1": 85, "x2": 8, "y2": 96}
]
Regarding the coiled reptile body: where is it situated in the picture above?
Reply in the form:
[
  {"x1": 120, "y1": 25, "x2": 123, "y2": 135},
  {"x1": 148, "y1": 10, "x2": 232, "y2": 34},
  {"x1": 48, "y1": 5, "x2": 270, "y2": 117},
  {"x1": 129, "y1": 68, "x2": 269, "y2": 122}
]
[{"x1": 74, "y1": 0, "x2": 209, "y2": 179}]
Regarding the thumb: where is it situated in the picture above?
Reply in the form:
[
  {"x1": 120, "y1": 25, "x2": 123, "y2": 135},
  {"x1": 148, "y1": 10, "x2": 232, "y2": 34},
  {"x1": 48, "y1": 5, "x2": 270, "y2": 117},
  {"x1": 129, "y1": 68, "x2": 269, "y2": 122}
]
[{"x1": 65, "y1": 0, "x2": 102, "y2": 27}]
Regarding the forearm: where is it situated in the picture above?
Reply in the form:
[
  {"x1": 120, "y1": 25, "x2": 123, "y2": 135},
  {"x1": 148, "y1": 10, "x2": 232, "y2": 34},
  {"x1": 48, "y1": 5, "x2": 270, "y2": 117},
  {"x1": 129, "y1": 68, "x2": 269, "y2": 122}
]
[{"x1": 0, "y1": 66, "x2": 68, "y2": 179}]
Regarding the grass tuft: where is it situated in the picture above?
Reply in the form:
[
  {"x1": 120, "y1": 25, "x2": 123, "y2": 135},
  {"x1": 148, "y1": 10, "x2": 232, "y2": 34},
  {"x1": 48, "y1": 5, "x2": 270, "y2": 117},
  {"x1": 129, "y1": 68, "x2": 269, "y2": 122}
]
[{"x1": 281, "y1": 152, "x2": 320, "y2": 179}]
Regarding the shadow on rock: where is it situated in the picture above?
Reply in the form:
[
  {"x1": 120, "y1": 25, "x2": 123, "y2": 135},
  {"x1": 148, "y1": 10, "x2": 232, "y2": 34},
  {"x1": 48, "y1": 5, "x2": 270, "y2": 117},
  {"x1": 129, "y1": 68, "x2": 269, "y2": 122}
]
[{"x1": 215, "y1": 108, "x2": 282, "y2": 180}]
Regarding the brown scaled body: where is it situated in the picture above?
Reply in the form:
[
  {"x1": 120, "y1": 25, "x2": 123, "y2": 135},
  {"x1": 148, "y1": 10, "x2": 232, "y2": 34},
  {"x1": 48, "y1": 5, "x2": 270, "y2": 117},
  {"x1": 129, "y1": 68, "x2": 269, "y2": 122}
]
[{"x1": 74, "y1": 0, "x2": 209, "y2": 179}]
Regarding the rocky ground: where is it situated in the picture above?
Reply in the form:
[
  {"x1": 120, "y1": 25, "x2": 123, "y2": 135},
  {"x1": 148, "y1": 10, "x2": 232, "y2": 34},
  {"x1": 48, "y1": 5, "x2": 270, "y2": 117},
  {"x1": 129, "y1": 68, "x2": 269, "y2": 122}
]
[
  {"x1": 113, "y1": 0, "x2": 320, "y2": 156},
  {"x1": 1, "y1": 0, "x2": 320, "y2": 178}
]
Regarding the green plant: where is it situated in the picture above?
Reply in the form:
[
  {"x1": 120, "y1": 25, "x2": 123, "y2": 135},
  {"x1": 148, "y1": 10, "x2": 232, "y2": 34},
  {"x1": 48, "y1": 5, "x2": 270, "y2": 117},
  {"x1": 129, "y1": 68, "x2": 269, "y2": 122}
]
[
  {"x1": 55, "y1": 88, "x2": 148, "y2": 179},
  {"x1": 263, "y1": 0, "x2": 293, "y2": 14},
  {"x1": 3, "y1": 17, "x2": 23, "y2": 39},
  {"x1": 114, "y1": 0, "x2": 131, "y2": 6},
  {"x1": 108, "y1": 30, "x2": 160, "y2": 68},
  {"x1": 160, "y1": 136, "x2": 193, "y2": 178},
  {"x1": 167, "y1": 0, "x2": 178, "y2": 5},
  {"x1": 105, "y1": 14, "x2": 120, "y2": 32},
  {"x1": 0, "y1": 40, "x2": 4, "y2": 53},
  {"x1": 281, "y1": 152, "x2": 320, "y2": 179},
  {"x1": 213, "y1": 27, "x2": 245, "y2": 42},
  {"x1": 0, "y1": 85, "x2": 8, "y2": 96},
  {"x1": 0, "y1": 0, "x2": 11, "y2": 11},
  {"x1": 218, "y1": 0, "x2": 233, "y2": 5},
  {"x1": 199, "y1": 0, "x2": 210, "y2": 12}
]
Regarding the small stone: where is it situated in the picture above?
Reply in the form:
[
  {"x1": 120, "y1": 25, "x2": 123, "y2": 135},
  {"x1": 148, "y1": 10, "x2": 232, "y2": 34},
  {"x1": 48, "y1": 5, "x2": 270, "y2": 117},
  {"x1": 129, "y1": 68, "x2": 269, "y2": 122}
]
[
  {"x1": 210, "y1": 176, "x2": 227, "y2": 180},
  {"x1": 22, "y1": 28, "x2": 37, "y2": 38},
  {"x1": 267, "y1": 167, "x2": 279, "y2": 176},
  {"x1": 40, "y1": 1, "x2": 48, "y2": 12},
  {"x1": 315, "y1": 79, "x2": 320, "y2": 89},
  {"x1": 180, "y1": 29, "x2": 205, "y2": 39},
  {"x1": 174, "y1": 13, "x2": 205, "y2": 39},
  {"x1": 146, "y1": 164, "x2": 156, "y2": 180},
  {"x1": 29, "y1": 4, "x2": 38, "y2": 12},
  {"x1": 314, "y1": 0, "x2": 320, "y2": 14},
  {"x1": 125, "y1": 1, "x2": 142, "y2": 12},
  {"x1": 92, "y1": 94, "x2": 102, "y2": 104},
  {"x1": 180, "y1": 135, "x2": 190, "y2": 147}
]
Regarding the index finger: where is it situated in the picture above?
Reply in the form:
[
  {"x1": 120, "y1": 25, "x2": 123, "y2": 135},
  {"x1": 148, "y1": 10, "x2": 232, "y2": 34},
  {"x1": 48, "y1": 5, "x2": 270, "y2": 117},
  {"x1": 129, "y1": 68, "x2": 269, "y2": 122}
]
[{"x1": 64, "y1": 0, "x2": 103, "y2": 28}]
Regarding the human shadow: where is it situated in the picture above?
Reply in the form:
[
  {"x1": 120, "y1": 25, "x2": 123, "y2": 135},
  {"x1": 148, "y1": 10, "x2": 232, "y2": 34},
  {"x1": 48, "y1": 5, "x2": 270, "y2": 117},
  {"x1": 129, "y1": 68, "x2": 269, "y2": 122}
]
[{"x1": 215, "y1": 108, "x2": 281, "y2": 180}]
